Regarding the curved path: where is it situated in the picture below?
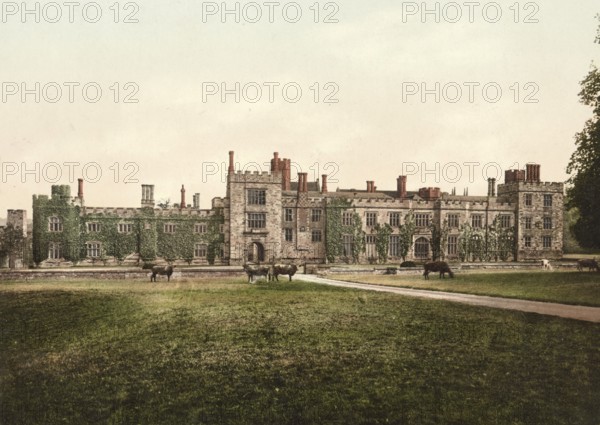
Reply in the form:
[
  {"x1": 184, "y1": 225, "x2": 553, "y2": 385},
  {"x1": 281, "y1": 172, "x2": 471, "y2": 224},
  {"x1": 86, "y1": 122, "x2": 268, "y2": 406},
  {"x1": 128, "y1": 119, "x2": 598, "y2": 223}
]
[{"x1": 298, "y1": 275, "x2": 600, "y2": 323}]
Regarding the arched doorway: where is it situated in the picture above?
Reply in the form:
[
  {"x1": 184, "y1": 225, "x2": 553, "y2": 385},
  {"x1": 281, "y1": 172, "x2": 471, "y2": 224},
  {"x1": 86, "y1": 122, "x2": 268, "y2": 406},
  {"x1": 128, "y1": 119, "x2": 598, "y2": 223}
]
[
  {"x1": 248, "y1": 242, "x2": 265, "y2": 263},
  {"x1": 414, "y1": 237, "x2": 429, "y2": 260}
]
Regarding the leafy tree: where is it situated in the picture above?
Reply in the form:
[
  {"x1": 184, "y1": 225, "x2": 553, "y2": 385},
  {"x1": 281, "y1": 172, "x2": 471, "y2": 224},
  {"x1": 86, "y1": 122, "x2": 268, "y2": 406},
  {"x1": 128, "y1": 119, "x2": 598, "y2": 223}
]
[
  {"x1": 566, "y1": 19, "x2": 600, "y2": 249},
  {"x1": 374, "y1": 223, "x2": 393, "y2": 263},
  {"x1": 398, "y1": 211, "x2": 416, "y2": 262}
]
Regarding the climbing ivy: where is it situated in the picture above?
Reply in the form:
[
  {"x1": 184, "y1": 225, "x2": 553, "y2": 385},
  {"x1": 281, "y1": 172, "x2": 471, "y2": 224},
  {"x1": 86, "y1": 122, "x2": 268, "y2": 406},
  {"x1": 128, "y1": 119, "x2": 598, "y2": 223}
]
[
  {"x1": 325, "y1": 198, "x2": 352, "y2": 262},
  {"x1": 374, "y1": 223, "x2": 393, "y2": 263},
  {"x1": 350, "y1": 211, "x2": 365, "y2": 263},
  {"x1": 429, "y1": 219, "x2": 449, "y2": 261},
  {"x1": 459, "y1": 220, "x2": 515, "y2": 262},
  {"x1": 32, "y1": 189, "x2": 81, "y2": 265},
  {"x1": 398, "y1": 211, "x2": 416, "y2": 262}
]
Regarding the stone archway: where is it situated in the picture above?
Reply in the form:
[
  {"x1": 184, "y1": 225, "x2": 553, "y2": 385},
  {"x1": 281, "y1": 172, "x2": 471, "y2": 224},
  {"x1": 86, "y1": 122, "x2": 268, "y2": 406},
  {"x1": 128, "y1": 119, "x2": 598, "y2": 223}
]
[{"x1": 248, "y1": 242, "x2": 265, "y2": 263}]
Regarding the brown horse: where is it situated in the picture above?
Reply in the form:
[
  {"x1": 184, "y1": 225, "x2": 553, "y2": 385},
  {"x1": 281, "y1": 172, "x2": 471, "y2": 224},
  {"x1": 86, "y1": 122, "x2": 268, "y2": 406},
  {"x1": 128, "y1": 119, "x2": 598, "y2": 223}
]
[{"x1": 423, "y1": 261, "x2": 454, "y2": 279}]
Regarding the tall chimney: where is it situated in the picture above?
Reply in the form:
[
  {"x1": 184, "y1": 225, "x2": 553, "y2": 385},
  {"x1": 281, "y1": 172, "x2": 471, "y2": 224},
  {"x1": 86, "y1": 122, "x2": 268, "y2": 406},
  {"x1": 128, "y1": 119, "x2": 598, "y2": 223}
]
[
  {"x1": 321, "y1": 174, "x2": 328, "y2": 194},
  {"x1": 282, "y1": 159, "x2": 291, "y2": 190},
  {"x1": 297, "y1": 173, "x2": 304, "y2": 195},
  {"x1": 271, "y1": 152, "x2": 280, "y2": 172},
  {"x1": 397, "y1": 176, "x2": 407, "y2": 199},
  {"x1": 303, "y1": 173, "x2": 309, "y2": 192},
  {"x1": 77, "y1": 178, "x2": 84, "y2": 200},
  {"x1": 491, "y1": 178, "x2": 496, "y2": 196},
  {"x1": 180, "y1": 185, "x2": 186, "y2": 209},
  {"x1": 228, "y1": 151, "x2": 235, "y2": 174},
  {"x1": 487, "y1": 178, "x2": 494, "y2": 197},
  {"x1": 193, "y1": 193, "x2": 200, "y2": 209},
  {"x1": 141, "y1": 184, "x2": 155, "y2": 208}
]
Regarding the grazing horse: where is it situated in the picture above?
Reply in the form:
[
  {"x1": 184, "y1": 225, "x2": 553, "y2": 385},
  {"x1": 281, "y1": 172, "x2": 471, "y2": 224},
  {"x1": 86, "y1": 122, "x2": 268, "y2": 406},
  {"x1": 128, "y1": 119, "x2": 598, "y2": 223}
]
[
  {"x1": 577, "y1": 259, "x2": 599, "y2": 272},
  {"x1": 150, "y1": 265, "x2": 175, "y2": 282},
  {"x1": 541, "y1": 259, "x2": 553, "y2": 270},
  {"x1": 243, "y1": 264, "x2": 271, "y2": 283},
  {"x1": 423, "y1": 261, "x2": 454, "y2": 280},
  {"x1": 271, "y1": 264, "x2": 298, "y2": 282}
]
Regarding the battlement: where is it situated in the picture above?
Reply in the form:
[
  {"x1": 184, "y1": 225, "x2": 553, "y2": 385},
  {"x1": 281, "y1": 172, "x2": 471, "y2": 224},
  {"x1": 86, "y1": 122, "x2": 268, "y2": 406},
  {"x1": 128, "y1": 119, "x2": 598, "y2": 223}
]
[{"x1": 229, "y1": 170, "x2": 282, "y2": 184}]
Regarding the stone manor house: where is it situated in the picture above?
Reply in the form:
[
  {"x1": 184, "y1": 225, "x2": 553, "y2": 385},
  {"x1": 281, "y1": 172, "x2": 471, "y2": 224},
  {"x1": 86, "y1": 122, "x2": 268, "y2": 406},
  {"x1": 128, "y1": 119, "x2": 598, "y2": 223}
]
[{"x1": 2, "y1": 151, "x2": 564, "y2": 268}]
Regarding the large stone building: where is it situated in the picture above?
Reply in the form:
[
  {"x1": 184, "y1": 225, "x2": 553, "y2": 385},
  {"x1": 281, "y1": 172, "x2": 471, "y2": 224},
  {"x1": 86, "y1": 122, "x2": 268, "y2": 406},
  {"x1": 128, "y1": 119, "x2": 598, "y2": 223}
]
[{"x1": 20, "y1": 151, "x2": 563, "y2": 268}]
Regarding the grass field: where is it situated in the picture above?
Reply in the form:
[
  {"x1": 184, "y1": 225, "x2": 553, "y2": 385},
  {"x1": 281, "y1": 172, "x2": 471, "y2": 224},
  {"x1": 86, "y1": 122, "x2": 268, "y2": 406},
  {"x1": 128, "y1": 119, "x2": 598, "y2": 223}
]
[
  {"x1": 332, "y1": 270, "x2": 600, "y2": 307},
  {"x1": 1, "y1": 278, "x2": 599, "y2": 424}
]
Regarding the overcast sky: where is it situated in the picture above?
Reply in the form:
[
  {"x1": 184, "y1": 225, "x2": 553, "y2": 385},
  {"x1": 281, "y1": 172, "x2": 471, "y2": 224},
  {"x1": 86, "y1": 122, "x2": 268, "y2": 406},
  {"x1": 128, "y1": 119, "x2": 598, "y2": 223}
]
[{"x1": 1, "y1": 1, "x2": 599, "y2": 214}]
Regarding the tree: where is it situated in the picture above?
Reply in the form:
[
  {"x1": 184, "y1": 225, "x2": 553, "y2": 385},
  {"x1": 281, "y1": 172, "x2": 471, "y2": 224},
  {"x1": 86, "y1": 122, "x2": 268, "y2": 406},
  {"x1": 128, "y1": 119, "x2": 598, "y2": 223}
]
[
  {"x1": 566, "y1": 16, "x2": 600, "y2": 248},
  {"x1": 398, "y1": 211, "x2": 416, "y2": 262}
]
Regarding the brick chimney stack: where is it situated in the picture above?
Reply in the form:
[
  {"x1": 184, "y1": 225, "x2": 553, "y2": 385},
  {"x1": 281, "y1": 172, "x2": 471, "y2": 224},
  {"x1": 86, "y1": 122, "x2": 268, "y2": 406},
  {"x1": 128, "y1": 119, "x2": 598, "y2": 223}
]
[
  {"x1": 228, "y1": 151, "x2": 235, "y2": 174},
  {"x1": 180, "y1": 185, "x2": 186, "y2": 209},
  {"x1": 487, "y1": 178, "x2": 495, "y2": 197},
  {"x1": 397, "y1": 176, "x2": 407, "y2": 199},
  {"x1": 77, "y1": 178, "x2": 84, "y2": 199},
  {"x1": 321, "y1": 174, "x2": 328, "y2": 194},
  {"x1": 271, "y1": 152, "x2": 281, "y2": 173},
  {"x1": 526, "y1": 163, "x2": 541, "y2": 183}
]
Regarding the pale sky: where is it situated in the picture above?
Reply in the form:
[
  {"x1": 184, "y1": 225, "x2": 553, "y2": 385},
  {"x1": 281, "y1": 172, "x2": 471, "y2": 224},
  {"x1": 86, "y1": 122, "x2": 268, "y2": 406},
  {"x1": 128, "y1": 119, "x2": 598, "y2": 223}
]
[{"x1": 1, "y1": 1, "x2": 599, "y2": 214}]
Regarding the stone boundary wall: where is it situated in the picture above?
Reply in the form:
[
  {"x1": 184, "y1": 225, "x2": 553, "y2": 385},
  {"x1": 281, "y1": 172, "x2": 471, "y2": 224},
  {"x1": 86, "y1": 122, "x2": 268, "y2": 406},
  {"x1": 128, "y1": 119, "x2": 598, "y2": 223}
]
[{"x1": 0, "y1": 261, "x2": 584, "y2": 281}]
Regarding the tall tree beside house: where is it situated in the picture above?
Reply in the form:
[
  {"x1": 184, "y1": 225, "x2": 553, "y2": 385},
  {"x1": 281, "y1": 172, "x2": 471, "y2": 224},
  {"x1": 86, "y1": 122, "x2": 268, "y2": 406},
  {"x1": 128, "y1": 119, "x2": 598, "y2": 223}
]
[{"x1": 566, "y1": 16, "x2": 600, "y2": 249}]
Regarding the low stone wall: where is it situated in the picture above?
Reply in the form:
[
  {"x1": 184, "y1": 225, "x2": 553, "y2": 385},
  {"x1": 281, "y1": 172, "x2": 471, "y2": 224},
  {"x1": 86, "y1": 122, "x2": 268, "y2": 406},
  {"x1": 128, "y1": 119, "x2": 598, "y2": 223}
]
[
  {"x1": 0, "y1": 261, "x2": 583, "y2": 281},
  {"x1": 0, "y1": 267, "x2": 245, "y2": 281}
]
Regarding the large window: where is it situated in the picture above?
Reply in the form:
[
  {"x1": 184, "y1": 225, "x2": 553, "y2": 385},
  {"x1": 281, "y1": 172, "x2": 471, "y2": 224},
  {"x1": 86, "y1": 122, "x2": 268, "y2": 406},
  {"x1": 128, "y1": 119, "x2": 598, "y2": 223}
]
[
  {"x1": 164, "y1": 223, "x2": 176, "y2": 233},
  {"x1": 342, "y1": 235, "x2": 353, "y2": 257},
  {"x1": 312, "y1": 230, "x2": 322, "y2": 242},
  {"x1": 365, "y1": 235, "x2": 376, "y2": 258},
  {"x1": 48, "y1": 216, "x2": 62, "y2": 232},
  {"x1": 194, "y1": 243, "x2": 207, "y2": 258},
  {"x1": 415, "y1": 214, "x2": 430, "y2": 227},
  {"x1": 366, "y1": 212, "x2": 377, "y2": 227},
  {"x1": 86, "y1": 242, "x2": 101, "y2": 258},
  {"x1": 447, "y1": 214, "x2": 459, "y2": 228},
  {"x1": 525, "y1": 193, "x2": 533, "y2": 206},
  {"x1": 311, "y1": 209, "x2": 322, "y2": 222},
  {"x1": 118, "y1": 223, "x2": 133, "y2": 233},
  {"x1": 87, "y1": 222, "x2": 101, "y2": 232},
  {"x1": 447, "y1": 235, "x2": 458, "y2": 256},
  {"x1": 284, "y1": 228, "x2": 293, "y2": 242},
  {"x1": 414, "y1": 237, "x2": 429, "y2": 259},
  {"x1": 284, "y1": 208, "x2": 293, "y2": 222},
  {"x1": 342, "y1": 212, "x2": 353, "y2": 226},
  {"x1": 543, "y1": 236, "x2": 552, "y2": 249},
  {"x1": 248, "y1": 189, "x2": 266, "y2": 205},
  {"x1": 48, "y1": 242, "x2": 61, "y2": 259},
  {"x1": 543, "y1": 194, "x2": 553, "y2": 207},
  {"x1": 389, "y1": 235, "x2": 400, "y2": 257},
  {"x1": 499, "y1": 215, "x2": 511, "y2": 229},
  {"x1": 471, "y1": 215, "x2": 482, "y2": 228},
  {"x1": 389, "y1": 212, "x2": 400, "y2": 227},
  {"x1": 194, "y1": 223, "x2": 207, "y2": 234},
  {"x1": 524, "y1": 236, "x2": 532, "y2": 248},
  {"x1": 524, "y1": 217, "x2": 532, "y2": 230},
  {"x1": 543, "y1": 217, "x2": 552, "y2": 229},
  {"x1": 247, "y1": 213, "x2": 266, "y2": 229}
]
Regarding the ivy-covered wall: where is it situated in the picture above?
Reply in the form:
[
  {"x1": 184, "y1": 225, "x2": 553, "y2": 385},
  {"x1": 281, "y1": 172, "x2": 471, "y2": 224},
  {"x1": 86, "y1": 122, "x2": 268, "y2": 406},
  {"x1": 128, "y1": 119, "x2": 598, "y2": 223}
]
[{"x1": 32, "y1": 185, "x2": 224, "y2": 266}]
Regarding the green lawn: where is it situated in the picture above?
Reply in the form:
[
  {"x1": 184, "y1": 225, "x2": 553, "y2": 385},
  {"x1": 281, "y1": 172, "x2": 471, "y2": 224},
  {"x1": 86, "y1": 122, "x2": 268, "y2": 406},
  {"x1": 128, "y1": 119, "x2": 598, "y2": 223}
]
[
  {"x1": 1, "y1": 278, "x2": 599, "y2": 424},
  {"x1": 332, "y1": 270, "x2": 600, "y2": 307}
]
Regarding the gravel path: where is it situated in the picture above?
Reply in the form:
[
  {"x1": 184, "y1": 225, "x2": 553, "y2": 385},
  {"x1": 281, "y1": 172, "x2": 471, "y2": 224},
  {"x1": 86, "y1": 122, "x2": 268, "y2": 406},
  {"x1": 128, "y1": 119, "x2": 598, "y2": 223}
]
[{"x1": 298, "y1": 275, "x2": 600, "y2": 323}]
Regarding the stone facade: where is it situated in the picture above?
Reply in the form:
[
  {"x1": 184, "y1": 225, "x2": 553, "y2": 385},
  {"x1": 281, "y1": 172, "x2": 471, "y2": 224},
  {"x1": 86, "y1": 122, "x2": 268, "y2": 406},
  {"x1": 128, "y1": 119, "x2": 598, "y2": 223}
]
[{"x1": 11, "y1": 150, "x2": 564, "y2": 268}]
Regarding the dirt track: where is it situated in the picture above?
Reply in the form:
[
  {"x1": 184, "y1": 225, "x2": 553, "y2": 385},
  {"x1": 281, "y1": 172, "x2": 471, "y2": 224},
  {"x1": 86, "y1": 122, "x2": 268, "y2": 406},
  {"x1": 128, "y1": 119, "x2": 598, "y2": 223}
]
[{"x1": 299, "y1": 275, "x2": 600, "y2": 323}]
